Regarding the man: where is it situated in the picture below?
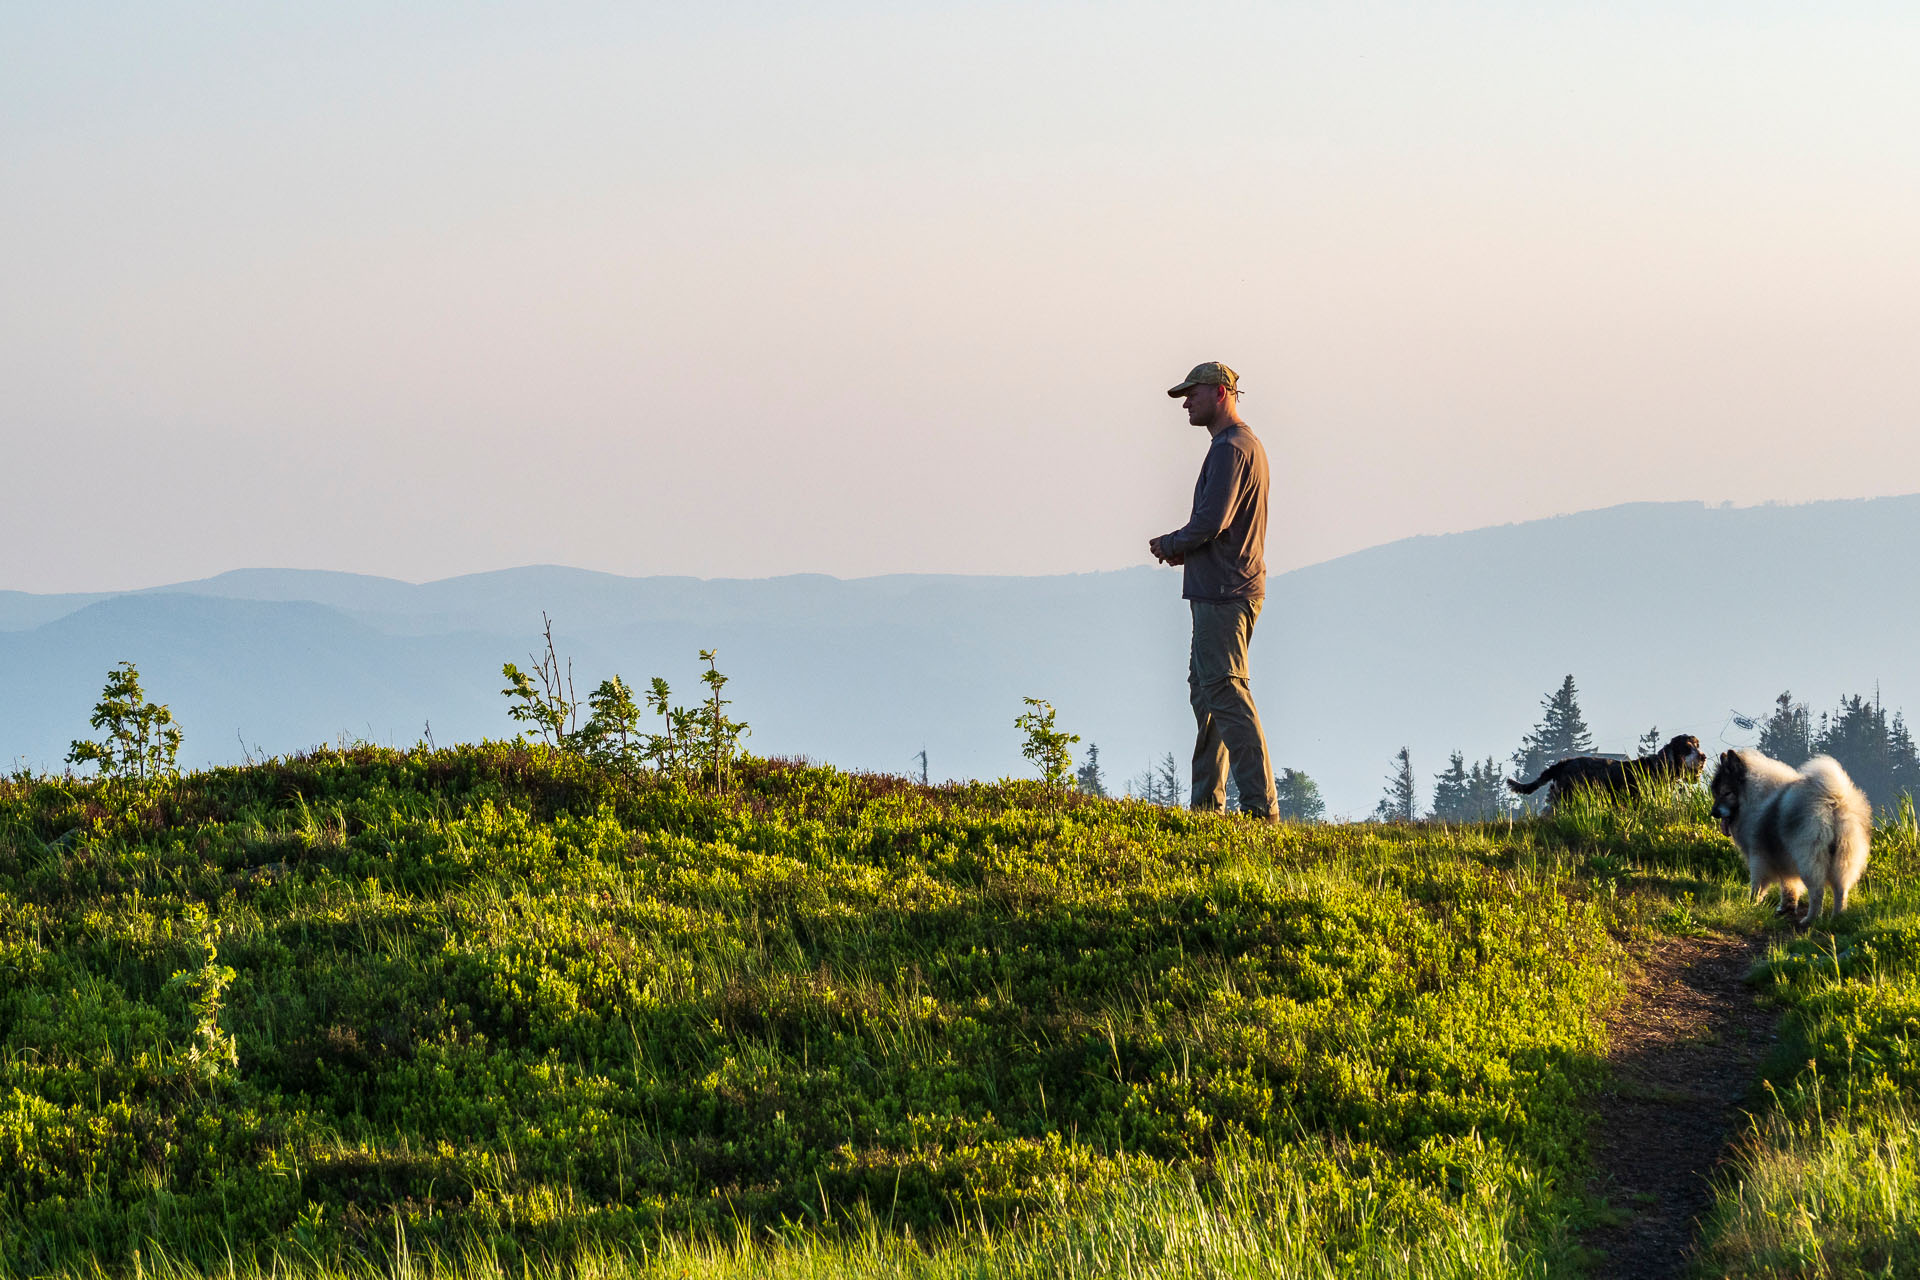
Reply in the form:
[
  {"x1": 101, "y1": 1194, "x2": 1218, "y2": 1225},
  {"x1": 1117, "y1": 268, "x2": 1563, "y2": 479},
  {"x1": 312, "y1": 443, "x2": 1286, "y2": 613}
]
[{"x1": 1148, "y1": 361, "x2": 1279, "y2": 819}]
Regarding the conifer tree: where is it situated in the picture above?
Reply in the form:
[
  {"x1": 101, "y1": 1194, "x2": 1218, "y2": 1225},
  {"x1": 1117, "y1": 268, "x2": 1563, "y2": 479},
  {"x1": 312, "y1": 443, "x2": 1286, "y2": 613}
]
[
  {"x1": 1431, "y1": 750, "x2": 1471, "y2": 821},
  {"x1": 1075, "y1": 742, "x2": 1108, "y2": 797},
  {"x1": 1511, "y1": 675, "x2": 1593, "y2": 811},
  {"x1": 1130, "y1": 753, "x2": 1184, "y2": 807},
  {"x1": 1815, "y1": 692, "x2": 1895, "y2": 814},
  {"x1": 1434, "y1": 752, "x2": 1512, "y2": 821},
  {"x1": 1747, "y1": 689, "x2": 1920, "y2": 817},
  {"x1": 1889, "y1": 713, "x2": 1920, "y2": 814},
  {"x1": 1637, "y1": 726, "x2": 1662, "y2": 756},
  {"x1": 1758, "y1": 692, "x2": 1813, "y2": 767},
  {"x1": 1274, "y1": 768, "x2": 1325, "y2": 822},
  {"x1": 1157, "y1": 753, "x2": 1182, "y2": 808},
  {"x1": 1373, "y1": 747, "x2": 1417, "y2": 822},
  {"x1": 1127, "y1": 762, "x2": 1156, "y2": 804},
  {"x1": 1465, "y1": 756, "x2": 1512, "y2": 820}
]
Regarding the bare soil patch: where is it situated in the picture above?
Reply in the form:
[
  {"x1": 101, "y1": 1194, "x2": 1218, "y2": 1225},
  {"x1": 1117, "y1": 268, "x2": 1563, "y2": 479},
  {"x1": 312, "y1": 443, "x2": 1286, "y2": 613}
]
[{"x1": 1582, "y1": 930, "x2": 1778, "y2": 1280}]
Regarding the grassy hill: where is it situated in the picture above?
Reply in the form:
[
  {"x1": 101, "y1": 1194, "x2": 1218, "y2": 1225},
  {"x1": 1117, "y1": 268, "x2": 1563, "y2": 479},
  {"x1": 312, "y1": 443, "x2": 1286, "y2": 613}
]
[{"x1": 2, "y1": 749, "x2": 1918, "y2": 1277}]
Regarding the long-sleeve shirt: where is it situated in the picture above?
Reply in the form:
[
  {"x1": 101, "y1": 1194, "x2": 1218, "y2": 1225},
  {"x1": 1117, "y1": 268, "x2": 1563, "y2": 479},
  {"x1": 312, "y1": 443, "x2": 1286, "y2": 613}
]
[{"x1": 1158, "y1": 423, "x2": 1269, "y2": 602}]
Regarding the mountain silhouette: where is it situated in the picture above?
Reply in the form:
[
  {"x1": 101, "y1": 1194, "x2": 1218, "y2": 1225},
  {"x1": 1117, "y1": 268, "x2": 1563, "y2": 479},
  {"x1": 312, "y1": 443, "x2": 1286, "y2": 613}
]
[{"x1": 6, "y1": 497, "x2": 1917, "y2": 816}]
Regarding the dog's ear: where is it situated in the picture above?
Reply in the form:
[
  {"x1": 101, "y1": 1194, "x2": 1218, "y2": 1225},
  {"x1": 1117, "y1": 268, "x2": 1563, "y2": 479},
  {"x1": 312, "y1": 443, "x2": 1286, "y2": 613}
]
[{"x1": 1714, "y1": 751, "x2": 1746, "y2": 786}]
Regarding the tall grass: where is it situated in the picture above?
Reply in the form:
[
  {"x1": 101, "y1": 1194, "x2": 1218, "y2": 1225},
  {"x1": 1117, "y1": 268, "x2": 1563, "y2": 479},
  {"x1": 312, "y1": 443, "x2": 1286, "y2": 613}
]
[
  {"x1": 101, "y1": 1151, "x2": 1559, "y2": 1280},
  {"x1": 1693, "y1": 807, "x2": 1920, "y2": 1277},
  {"x1": 1700, "y1": 1094, "x2": 1920, "y2": 1278}
]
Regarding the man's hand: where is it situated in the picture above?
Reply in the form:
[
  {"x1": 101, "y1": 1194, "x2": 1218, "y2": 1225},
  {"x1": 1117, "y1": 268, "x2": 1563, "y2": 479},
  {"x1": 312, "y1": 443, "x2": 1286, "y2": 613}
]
[{"x1": 1148, "y1": 536, "x2": 1184, "y2": 566}]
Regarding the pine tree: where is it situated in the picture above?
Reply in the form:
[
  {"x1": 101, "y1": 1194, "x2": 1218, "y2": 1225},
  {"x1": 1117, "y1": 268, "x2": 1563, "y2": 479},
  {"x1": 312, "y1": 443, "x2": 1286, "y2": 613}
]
[
  {"x1": 1431, "y1": 750, "x2": 1471, "y2": 821},
  {"x1": 1758, "y1": 692, "x2": 1813, "y2": 767},
  {"x1": 1636, "y1": 726, "x2": 1662, "y2": 756},
  {"x1": 1815, "y1": 692, "x2": 1895, "y2": 814},
  {"x1": 1075, "y1": 742, "x2": 1108, "y2": 797},
  {"x1": 1465, "y1": 756, "x2": 1513, "y2": 820},
  {"x1": 1373, "y1": 747, "x2": 1417, "y2": 822},
  {"x1": 1130, "y1": 753, "x2": 1184, "y2": 807},
  {"x1": 1156, "y1": 753, "x2": 1182, "y2": 808},
  {"x1": 1274, "y1": 768, "x2": 1326, "y2": 823},
  {"x1": 1890, "y1": 713, "x2": 1920, "y2": 814},
  {"x1": 1127, "y1": 761, "x2": 1158, "y2": 804},
  {"x1": 1761, "y1": 690, "x2": 1920, "y2": 817},
  {"x1": 1512, "y1": 675, "x2": 1593, "y2": 812},
  {"x1": 1435, "y1": 752, "x2": 1511, "y2": 821}
]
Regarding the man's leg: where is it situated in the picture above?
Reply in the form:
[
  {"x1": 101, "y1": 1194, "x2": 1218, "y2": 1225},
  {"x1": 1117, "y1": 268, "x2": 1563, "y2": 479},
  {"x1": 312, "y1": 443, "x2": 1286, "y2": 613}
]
[
  {"x1": 1214, "y1": 678, "x2": 1277, "y2": 818},
  {"x1": 1193, "y1": 599, "x2": 1277, "y2": 818},
  {"x1": 1188, "y1": 603, "x2": 1229, "y2": 811}
]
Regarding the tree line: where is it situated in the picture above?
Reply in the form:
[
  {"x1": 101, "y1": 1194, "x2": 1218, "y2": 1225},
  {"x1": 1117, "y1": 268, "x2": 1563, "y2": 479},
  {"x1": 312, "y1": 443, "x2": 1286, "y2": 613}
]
[
  {"x1": 1072, "y1": 743, "x2": 1327, "y2": 822},
  {"x1": 1755, "y1": 689, "x2": 1920, "y2": 816},
  {"x1": 1374, "y1": 675, "x2": 1920, "y2": 822}
]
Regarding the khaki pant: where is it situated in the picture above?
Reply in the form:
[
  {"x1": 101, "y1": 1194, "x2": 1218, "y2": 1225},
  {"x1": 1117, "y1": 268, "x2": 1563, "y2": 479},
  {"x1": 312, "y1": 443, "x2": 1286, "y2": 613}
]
[{"x1": 1188, "y1": 598, "x2": 1277, "y2": 817}]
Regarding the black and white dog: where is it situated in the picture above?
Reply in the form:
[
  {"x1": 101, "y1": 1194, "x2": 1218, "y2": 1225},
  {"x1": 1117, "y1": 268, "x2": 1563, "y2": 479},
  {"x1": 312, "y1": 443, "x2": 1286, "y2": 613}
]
[
  {"x1": 1508, "y1": 734, "x2": 1708, "y2": 810},
  {"x1": 1710, "y1": 749, "x2": 1871, "y2": 925}
]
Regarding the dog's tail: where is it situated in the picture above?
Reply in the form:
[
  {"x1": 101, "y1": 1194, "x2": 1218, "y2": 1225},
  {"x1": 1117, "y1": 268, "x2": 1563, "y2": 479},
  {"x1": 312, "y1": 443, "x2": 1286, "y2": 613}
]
[
  {"x1": 1833, "y1": 816, "x2": 1871, "y2": 885},
  {"x1": 1507, "y1": 769, "x2": 1551, "y2": 796},
  {"x1": 1803, "y1": 756, "x2": 1873, "y2": 885}
]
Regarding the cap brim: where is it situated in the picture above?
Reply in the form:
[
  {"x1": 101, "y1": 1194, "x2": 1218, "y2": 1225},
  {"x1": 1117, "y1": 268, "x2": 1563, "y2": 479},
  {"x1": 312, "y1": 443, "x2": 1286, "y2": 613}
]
[{"x1": 1166, "y1": 381, "x2": 1198, "y2": 397}]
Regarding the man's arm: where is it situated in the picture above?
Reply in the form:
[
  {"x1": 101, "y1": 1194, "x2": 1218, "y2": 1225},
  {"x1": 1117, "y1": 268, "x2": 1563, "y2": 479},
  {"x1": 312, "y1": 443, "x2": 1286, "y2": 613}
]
[{"x1": 1156, "y1": 443, "x2": 1248, "y2": 559}]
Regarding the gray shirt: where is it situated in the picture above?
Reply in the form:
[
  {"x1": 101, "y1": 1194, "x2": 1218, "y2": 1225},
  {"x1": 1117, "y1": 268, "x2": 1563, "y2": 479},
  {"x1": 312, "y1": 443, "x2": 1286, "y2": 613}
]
[{"x1": 1159, "y1": 423, "x2": 1269, "y2": 602}]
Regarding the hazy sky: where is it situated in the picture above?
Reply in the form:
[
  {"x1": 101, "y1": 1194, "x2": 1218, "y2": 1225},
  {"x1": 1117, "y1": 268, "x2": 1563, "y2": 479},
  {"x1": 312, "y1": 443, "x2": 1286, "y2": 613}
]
[{"x1": 5, "y1": 2, "x2": 1918, "y2": 592}]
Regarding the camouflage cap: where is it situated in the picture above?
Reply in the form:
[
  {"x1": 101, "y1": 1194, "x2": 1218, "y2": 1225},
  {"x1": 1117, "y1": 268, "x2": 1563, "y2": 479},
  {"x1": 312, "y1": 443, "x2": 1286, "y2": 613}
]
[{"x1": 1166, "y1": 361, "x2": 1239, "y2": 397}]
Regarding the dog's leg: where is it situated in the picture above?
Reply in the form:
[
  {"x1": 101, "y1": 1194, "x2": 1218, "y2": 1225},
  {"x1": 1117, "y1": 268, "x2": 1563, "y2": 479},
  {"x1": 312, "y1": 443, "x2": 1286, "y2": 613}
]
[
  {"x1": 1800, "y1": 882, "x2": 1825, "y2": 927},
  {"x1": 1831, "y1": 874, "x2": 1849, "y2": 915}
]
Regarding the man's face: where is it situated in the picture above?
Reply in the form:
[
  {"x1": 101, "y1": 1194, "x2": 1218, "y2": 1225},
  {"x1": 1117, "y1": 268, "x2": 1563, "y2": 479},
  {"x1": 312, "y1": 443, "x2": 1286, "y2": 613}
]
[{"x1": 1182, "y1": 384, "x2": 1222, "y2": 426}]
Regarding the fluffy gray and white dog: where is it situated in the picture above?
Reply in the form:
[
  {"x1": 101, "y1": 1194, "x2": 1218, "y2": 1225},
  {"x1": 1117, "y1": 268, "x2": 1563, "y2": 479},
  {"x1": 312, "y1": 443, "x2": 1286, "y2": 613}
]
[{"x1": 1710, "y1": 749, "x2": 1871, "y2": 925}]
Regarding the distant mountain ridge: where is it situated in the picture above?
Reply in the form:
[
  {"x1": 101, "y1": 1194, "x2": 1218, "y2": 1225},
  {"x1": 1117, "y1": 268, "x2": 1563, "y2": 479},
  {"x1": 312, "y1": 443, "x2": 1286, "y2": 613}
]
[{"x1": 6, "y1": 497, "x2": 1919, "y2": 817}]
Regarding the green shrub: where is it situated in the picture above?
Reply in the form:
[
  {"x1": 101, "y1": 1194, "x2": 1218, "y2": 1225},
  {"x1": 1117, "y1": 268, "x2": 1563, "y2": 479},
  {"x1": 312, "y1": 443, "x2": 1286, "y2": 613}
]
[
  {"x1": 1013, "y1": 698, "x2": 1078, "y2": 789},
  {"x1": 501, "y1": 621, "x2": 746, "y2": 787},
  {"x1": 65, "y1": 660, "x2": 183, "y2": 787}
]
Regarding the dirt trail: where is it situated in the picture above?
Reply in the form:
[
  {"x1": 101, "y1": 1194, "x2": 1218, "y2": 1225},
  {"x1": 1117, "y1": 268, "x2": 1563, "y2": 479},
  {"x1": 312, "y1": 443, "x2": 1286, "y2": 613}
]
[{"x1": 1581, "y1": 931, "x2": 1778, "y2": 1280}]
